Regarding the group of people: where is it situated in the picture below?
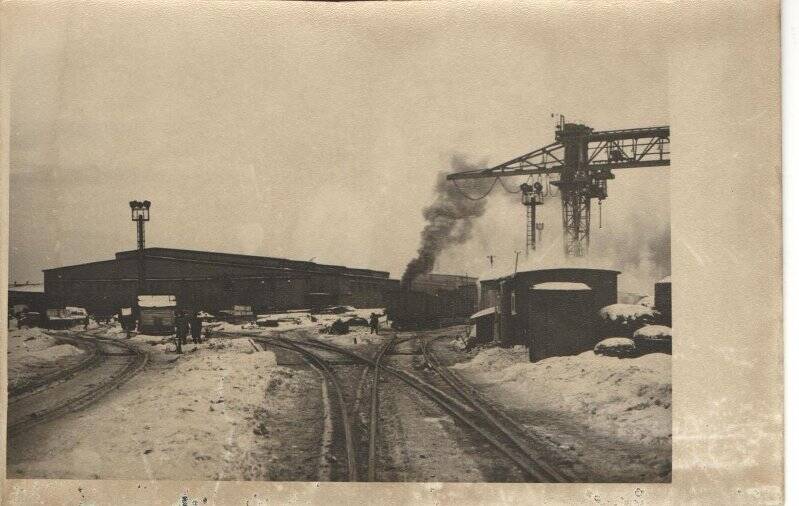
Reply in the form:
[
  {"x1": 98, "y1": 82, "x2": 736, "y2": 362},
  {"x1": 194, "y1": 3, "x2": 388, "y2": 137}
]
[
  {"x1": 369, "y1": 312, "x2": 381, "y2": 334},
  {"x1": 175, "y1": 311, "x2": 203, "y2": 345}
]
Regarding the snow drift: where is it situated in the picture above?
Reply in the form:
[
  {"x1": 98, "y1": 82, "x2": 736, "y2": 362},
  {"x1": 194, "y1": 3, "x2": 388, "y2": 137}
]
[{"x1": 452, "y1": 346, "x2": 671, "y2": 445}]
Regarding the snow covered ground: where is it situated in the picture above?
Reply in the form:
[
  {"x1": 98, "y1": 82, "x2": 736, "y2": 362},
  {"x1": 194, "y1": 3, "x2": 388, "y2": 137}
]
[
  {"x1": 452, "y1": 345, "x2": 672, "y2": 446},
  {"x1": 213, "y1": 308, "x2": 388, "y2": 343},
  {"x1": 7, "y1": 328, "x2": 302, "y2": 480},
  {"x1": 7, "y1": 327, "x2": 86, "y2": 392}
]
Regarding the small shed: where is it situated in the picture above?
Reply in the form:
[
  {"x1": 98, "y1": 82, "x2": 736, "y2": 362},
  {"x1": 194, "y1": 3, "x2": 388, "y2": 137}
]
[
  {"x1": 528, "y1": 282, "x2": 595, "y2": 362},
  {"x1": 138, "y1": 295, "x2": 177, "y2": 335},
  {"x1": 469, "y1": 306, "x2": 496, "y2": 342},
  {"x1": 482, "y1": 267, "x2": 619, "y2": 346},
  {"x1": 654, "y1": 276, "x2": 672, "y2": 326}
]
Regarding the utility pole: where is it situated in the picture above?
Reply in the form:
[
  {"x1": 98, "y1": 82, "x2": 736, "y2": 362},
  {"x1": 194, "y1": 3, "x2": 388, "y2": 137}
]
[
  {"x1": 514, "y1": 251, "x2": 522, "y2": 275},
  {"x1": 487, "y1": 255, "x2": 495, "y2": 268}
]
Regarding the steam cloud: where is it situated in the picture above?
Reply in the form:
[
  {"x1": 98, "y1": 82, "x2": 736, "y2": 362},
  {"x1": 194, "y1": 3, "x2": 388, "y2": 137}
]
[{"x1": 401, "y1": 155, "x2": 488, "y2": 288}]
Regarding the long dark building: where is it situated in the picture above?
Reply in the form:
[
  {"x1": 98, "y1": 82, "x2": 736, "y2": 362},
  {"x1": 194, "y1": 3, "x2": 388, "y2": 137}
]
[{"x1": 44, "y1": 247, "x2": 400, "y2": 315}]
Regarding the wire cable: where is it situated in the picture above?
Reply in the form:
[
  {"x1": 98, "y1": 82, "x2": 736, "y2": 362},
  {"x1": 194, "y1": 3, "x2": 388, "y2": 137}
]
[
  {"x1": 451, "y1": 177, "x2": 500, "y2": 201},
  {"x1": 498, "y1": 176, "x2": 522, "y2": 194}
]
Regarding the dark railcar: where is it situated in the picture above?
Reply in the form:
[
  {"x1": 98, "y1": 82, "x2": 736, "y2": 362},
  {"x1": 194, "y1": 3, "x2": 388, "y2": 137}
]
[
  {"x1": 385, "y1": 290, "x2": 441, "y2": 329},
  {"x1": 386, "y1": 285, "x2": 476, "y2": 330}
]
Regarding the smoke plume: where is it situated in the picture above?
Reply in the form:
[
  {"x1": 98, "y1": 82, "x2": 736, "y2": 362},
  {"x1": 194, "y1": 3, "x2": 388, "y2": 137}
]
[{"x1": 401, "y1": 155, "x2": 488, "y2": 288}]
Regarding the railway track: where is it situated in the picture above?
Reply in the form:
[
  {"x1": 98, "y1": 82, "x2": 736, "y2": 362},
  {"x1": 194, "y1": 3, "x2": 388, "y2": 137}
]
[
  {"x1": 251, "y1": 336, "x2": 359, "y2": 482},
  {"x1": 420, "y1": 335, "x2": 575, "y2": 483},
  {"x1": 7, "y1": 331, "x2": 149, "y2": 437},
  {"x1": 8, "y1": 334, "x2": 104, "y2": 399},
  {"x1": 222, "y1": 329, "x2": 571, "y2": 482},
  {"x1": 367, "y1": 334, "x2": 396, "y2": 481},
  {"x1": 279, "y1": 336, "x2": 571, "y2": 482}
]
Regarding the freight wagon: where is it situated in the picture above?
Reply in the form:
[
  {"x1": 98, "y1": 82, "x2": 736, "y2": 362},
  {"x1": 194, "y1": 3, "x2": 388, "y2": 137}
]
[{"x1": 385, "y1": 285, "x2": 476, "y2": 330}]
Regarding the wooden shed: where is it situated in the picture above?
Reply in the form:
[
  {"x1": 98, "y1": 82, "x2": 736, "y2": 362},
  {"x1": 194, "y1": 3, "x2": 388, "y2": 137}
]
[{"x1": 469, "y1": 306, "x2": 496, "y2": 342}]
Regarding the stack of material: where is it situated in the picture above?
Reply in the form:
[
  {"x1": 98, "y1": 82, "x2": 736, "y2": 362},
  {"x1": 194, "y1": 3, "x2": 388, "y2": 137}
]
[
  {"x1": 323, "y1": 319, "x2": 350, "y2": 335},
  {"x1": 219, "y1": 305, "x2": 256, "y2": 324}
]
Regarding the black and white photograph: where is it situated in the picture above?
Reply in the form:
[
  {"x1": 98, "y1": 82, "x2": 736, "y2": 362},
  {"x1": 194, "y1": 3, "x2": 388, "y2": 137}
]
[{"x1": 1, "y1": 1, "x2": 782, "y2": 501}]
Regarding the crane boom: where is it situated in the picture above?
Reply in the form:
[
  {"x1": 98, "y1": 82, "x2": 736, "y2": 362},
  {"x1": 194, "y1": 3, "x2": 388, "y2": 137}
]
[
  {"x1": 447, "y1": 126, "x2": 670, "y2": 181},
  {"x1": 445, "y1": 120, "x2": 670, "y2": 257}
]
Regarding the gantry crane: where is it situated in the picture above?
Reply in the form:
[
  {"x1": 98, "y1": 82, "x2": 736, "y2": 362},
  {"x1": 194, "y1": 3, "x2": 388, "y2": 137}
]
[{"x1": 446, "y1": 116, "x2": 670, "y2": 257}]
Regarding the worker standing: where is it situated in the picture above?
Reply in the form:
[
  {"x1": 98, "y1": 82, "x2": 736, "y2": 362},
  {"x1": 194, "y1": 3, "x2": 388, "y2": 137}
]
[
  {"x1": 369, "y1": 313, "x2": 380, "y2": 335},
  {"x1": 175, "y1": 311, "x2": 188, "y2": 352},
  {"x1": 190, "y1": 312, "x2": 202, "y2": 344}
]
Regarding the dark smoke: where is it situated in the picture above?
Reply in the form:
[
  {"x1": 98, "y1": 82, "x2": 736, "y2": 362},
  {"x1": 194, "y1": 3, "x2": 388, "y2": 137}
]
[{"x1": 401, "y1": 155, "x2": 488, "y2": 288}]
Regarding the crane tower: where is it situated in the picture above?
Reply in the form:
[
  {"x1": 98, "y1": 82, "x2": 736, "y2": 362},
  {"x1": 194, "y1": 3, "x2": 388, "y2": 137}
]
[{"x1": 446, "y1": 117, "x2": 670, "y2": 257}]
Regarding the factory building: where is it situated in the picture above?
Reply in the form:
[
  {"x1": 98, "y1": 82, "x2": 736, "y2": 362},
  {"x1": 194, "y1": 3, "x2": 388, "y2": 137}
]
[
  {"x1": 477, "y1": 268, "x2": 620, "y2": 354},
  {"x1": 8, "y1": 282, "x2": 46, "y2": 315},
  {"x1": 44, "y1": 248, "x2": 400, "y2": 316}
]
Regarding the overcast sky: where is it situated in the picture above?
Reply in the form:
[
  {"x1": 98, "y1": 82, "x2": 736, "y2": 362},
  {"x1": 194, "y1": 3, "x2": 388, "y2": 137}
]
[{"x1": 7, "y1": 2, "x2": 670, "y2": 294}]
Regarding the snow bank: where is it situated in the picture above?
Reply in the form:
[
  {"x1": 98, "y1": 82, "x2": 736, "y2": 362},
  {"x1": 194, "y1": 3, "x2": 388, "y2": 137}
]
[
  {"x1": 634, "y1": 325, "x2": 672, "y2": 340},
  {"x1": 599, "y1": 304, "x2": 659, "y2": 323},
  {"x1": 9, "y1": 330, "x2": 286, "y2": 480},
  {"x1": 453, "y1": 346, "x2": 671, "y2": 445},
  {"x1": 633, "y1": 325, "x2": 673, "y2": 355},
  {"x1": 594, "y1": 337, "x2": 637, "y2": 357},
  {"x1": 638, "y1": 295, "x2": 655, "y2": 308},
  {"x1": 7, "y1": 328, "x2": 87, "y2": 390},
  {"x1": 317, "y1": 325, "x2": 385, "y2": 346}
]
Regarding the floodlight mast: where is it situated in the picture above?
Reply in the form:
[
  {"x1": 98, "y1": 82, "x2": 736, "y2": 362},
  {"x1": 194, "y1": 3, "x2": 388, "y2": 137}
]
[{"x1": 129, "y1": 200, "x2": 151, "y2": 293}]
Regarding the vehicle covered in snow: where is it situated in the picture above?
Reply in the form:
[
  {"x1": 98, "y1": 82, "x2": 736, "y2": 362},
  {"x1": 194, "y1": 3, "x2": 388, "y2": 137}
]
[
  {"x1": 17, "y1": 311, "x2": 42, "y2": 328},
  {"x1": 137, "y1": 295, "x2": 177, "y2": 335},
  {"x1": 45, "y1": 307, "x2": 89, "y2": 329}
]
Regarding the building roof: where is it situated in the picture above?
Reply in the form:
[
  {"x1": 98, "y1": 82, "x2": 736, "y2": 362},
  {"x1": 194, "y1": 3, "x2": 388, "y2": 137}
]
[
  {"x1": 138, "y1": 295, "x2": 177, "y2": 308},
  {"x1": 45, "y1": 247, "x2": 393, "y2": 280},
  {"x1": 532, "y1": 281, "x2": 592, "y2": 291},
  {"x1": 481, "y1": 267, "x2": 621, "y2": 284},
  {"x1": 8, "y1": 283, "x2": 44, "y2": 293},
  {"x1": 470, "y1": 306, "x2": 496, "y2": 320}
]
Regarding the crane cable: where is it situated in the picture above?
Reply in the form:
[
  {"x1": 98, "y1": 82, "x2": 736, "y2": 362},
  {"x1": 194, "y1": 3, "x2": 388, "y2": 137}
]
[
  {"x1": 451, "y1": 176, "x2": 500, "y2": 201},
  {"x1": 498, "y1": 176, "x2": 522, "y2": 194}
]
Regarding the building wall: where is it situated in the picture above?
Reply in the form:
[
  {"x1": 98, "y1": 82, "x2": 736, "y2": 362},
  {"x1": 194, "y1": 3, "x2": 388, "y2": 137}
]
[
  {"x1": 410, "y1": 273, "x2": 478, "y2": 295},
  {"x1": 527, "y1": 288, "x2": 596, "y2": 361},
  {"x1": 479, "y1": 279, "x2": 501, "y2": 311},
  {"x1": 8, "y1": 289, "x2": 46, "y2": 314},
  {"x1": 654, "y1": 280, "x2": 672, "y2": 326},
  {"x1": 44, "y1": 248, "x2": 397, "y2": 315}
]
